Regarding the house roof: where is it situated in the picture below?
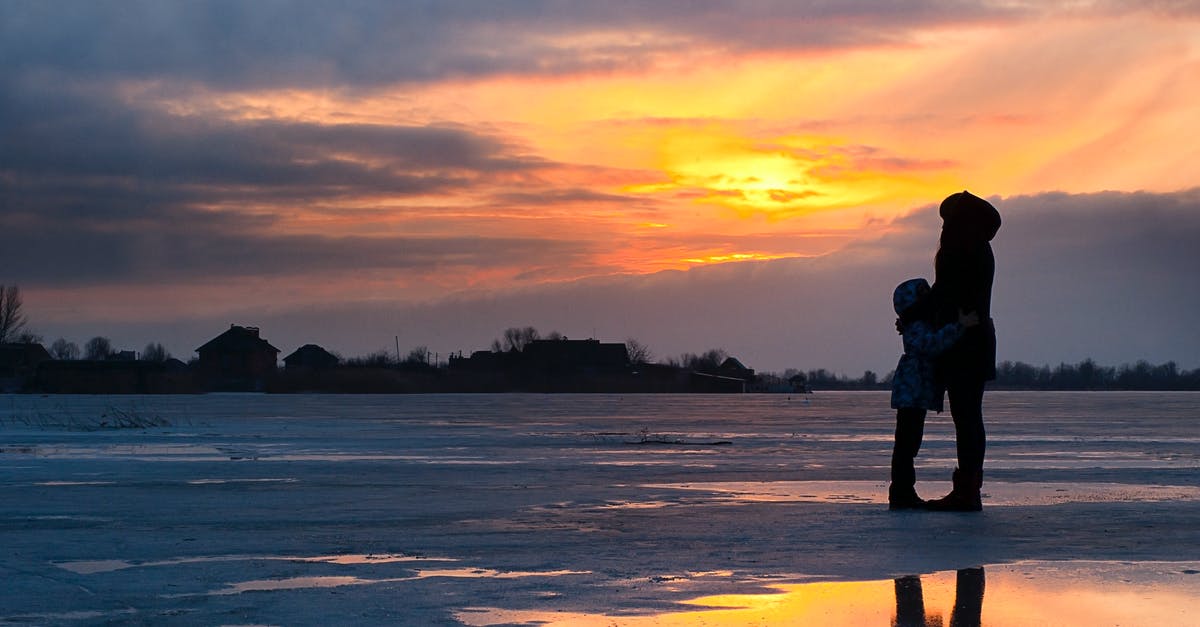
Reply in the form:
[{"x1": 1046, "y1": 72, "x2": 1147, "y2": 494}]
[
  {"x1": 719, "y1": 357, "x2": 751, "y2": 372},
  {"x1": 283, "y1": 344, "x2": 338, "y2": 363},
  {"x1": 196, "y1": 325, "x2": 280, "y2": 354},
  {"x1": 0, "y1": 342, "x2": 52, "y2": 368}
]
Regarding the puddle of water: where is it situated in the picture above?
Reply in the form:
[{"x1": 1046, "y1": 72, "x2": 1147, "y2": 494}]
[
  {"x1": 33, "y1": 481, "x2": 116, "y2": 486},
  {"x1": 55, "y1": 553, "x2": 454, "y2": 574},
  {"x1": 457, "y1": 561, "x2": 1200, "y2": 626},
  {"x1": 185, "y1": 478, "x2": 298, "y2": 485},
  {"x1": 594, "y1": 500, "x2": 680, "y2": 510},
  {"x1": 265, "y1": 455, "x2": 524, "y2": 464},
  {"x1": 594, "y1": 461, "x2": 685, "y2": 467},
  {"x1": 643, "y1": 480, "x2": 1200, "y2": 506},
  {"x1": 58, "y1": 559, "x2": 135, "y2": 575},
  {"x1": 412, "y1": 568, "x2": 590, "y2": 580},
  {"x1": 0, "y1": 609, "x2": 138, "y2": 622},
  {"x1": 166, "y1": 566, "x2": 591, "y2": 598},
  {"x1": 203, "y1": 575, "x2": 390, "y2": 595}
]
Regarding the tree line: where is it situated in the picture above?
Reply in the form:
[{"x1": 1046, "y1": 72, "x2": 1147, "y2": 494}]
[
  {"x1": 6, "y1": 287, "x2": 1200, "y2": 390},
  {"x1": 770, "y1": 359, "x2": 1200, "y2": 391}
]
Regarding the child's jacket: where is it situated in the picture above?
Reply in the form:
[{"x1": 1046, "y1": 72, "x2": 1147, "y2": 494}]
[{"x1": 890, "y1": 320, "x2": 964, "y2": 411}]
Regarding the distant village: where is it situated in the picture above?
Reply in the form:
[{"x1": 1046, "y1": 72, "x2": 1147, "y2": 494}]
[
  {"x1": 0, "y1": 323, "x2": 804, "y2": 395},
  {"x1": 3, "y1": 287, "x2": 1197, "y2": 394}
]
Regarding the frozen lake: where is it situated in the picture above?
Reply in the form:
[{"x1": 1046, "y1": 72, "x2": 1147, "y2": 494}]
[{"x1": 2, "y1": 392, "x2": 1198, "y2": 625}]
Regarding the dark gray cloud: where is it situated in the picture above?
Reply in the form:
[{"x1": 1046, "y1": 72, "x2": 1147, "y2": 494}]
[
  {"x1": 0, "y1": 69, "x2": 590, "y2": 286},
  {"x1": 987, "y1": 189, "x2": 1200, "y2": 367},
  {"x1": 0, "y1": 205, "x2": 594, "y2": 287},
  {"x1": 0, "y1": 1, "x2": 1058, "y2": 90},
  {"x1": 0, "y1": 73, "x2": 537, "y2": 196}
]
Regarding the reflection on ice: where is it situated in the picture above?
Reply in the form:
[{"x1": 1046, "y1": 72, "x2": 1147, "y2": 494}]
[
  {"x1": 645, "y1": 480, "x2": 1200, "y2": 506},
  {"x1": 33, "y1": 481, "x2": 114, "y2": 486},
  {"x1": 457, "y1": 561, "x2": 1200, "y2": 626},
  {"x1": 412, "y1": 567, "x2": 590, "y2": 579},
  {"x1": 55, "y1": 553, "x2": 454, "y2": 574},
  {"x1": 176, "y1": 567, "x2": 590, "y2": 597},
  {"x1": 185, "y1": 478, "x2": 297, "y2": 485},
  {"x1": 0, "y1": 609, "x2": 136, "y2": 622},
  {"x1": 194, "y1": 575, "x2": 394, "y2": 596}
]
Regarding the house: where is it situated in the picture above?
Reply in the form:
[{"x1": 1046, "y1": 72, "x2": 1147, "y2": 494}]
[
  {"x1": 35, "y1": 359, "x2": 197, "y2": 394},
  {"x1": 195, "y1": 325, "x2": 280, "y2": 391},
  {"x1": 520, "y1": 339, "x2": 629, "y2": 374},
  {"x1": 717, "y1": 357, "x2": 756, "y2": 382},
  {"x1": 283, "y1": 344, "x2": 340, "y2": 370},
  {"x1": 0, "y1": 342, "x2": 52, "y2": 392}
]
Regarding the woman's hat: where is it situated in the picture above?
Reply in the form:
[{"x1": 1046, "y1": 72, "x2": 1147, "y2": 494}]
[{"x1": 940, "y1": 190, "x2": 1001, "y2": 241}]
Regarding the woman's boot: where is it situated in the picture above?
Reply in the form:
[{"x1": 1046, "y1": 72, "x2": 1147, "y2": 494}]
[{"x1": 925, "y1": 468, "x2": 982, "y2": 512}]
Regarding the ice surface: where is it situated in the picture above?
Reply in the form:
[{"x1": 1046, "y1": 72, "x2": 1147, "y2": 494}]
[{"x1": 2, "y1": 392, "x2": 1199, "y2": 624}]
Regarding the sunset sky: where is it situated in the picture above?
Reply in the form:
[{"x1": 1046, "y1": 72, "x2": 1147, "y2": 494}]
[{"x1": 3, "y1": 1, "x2": 1198, "y2": 373}]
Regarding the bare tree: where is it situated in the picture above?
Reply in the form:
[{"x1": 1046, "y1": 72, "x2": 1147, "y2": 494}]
[
  {"x1": 84, "y1": 336, "x2": 114, "y2": 360},
  {"x1": 405, "y1": 345, "x2": 431, "y2": 365},
  {"x1": 142, "y1": 342, "x2": 170, "y2": 362},
  {"x1": 679, "y1": 348, "x2": 729, "y2": 372},
  {"x1": 495, "y1": 326, "x2": 540, "y2": 352},
  {"x1": 16, "y1": 331, "x2": 43, "y2": 344},
  {"x1": 0, "y1": 285, "x2": 29, "y2": 344},
  {"x1": 345, "y1": 349, "x2": 394, "y2": 368},
  {"x1": 625, "y1": 338, "x2": 653, "y2": 364},
  {"x1": 50, "y1": 338, "x2": 80, "y2": 360}
]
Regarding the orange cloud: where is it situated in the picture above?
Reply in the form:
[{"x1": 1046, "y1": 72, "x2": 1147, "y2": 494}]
[{"x1": 76, "y1": 11, "x2": 1200, "y2": 292}]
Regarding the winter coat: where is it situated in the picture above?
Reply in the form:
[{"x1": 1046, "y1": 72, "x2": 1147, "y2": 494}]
[
  {"x1": 891, "y1": 319, "x2": 965, "y2": 411},
  {"x1": 932, "y1": 191, "x2": 1000, "y2": 383}
]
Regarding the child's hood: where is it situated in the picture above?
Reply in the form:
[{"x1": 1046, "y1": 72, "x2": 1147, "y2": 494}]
[{"x1": 893, "y1": 278, "x2": 930, "y2": 315}]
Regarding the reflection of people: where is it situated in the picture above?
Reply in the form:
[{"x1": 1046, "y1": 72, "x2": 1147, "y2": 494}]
[
  {"x1": 892, "y1": 567, "x2": 985, "y2": 627},
  {"x1": 924, "y1": 191, "x2": 1001, "y2": 512},
  {"x1": 892, "y1": 574, "x2": 939, "y2": 627},
  {"x1": 888, "y1": 278, "x2": 979, "y2": 510},
  {"x1": 950, "y1": 568, "x2": 985, "y2": 627}
]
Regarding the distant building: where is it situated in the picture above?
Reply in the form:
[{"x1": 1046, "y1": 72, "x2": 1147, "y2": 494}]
[
  {"x1": 0, "y1": 343, "x2": 52, "y2": 392},
  {"x1": 195, "y1": 325, "x2": 280, "y2": 391},
  {"x1": 36, "y1": 359, "x2": 197, "y2": 394},
  {"x1": 450, "y1": 339, "x2": 629, "y2": 374},
  {"x1": 520, "y1": 339, "x2": 629, "y2": 374},
  {"x1": 283, "y1": 344, "x2": 340, "y2": 370},
  {"x1": 717, "y1": 357, "x2": 756, "y2": 382},
  {"x1": 448, "y1": 350, "x2": 509, "y2": 371}
]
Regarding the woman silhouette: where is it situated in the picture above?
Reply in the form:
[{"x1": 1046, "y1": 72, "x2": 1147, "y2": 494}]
[{"x1": 924, "y1": 191, "x2": 1000, "y2": 512}]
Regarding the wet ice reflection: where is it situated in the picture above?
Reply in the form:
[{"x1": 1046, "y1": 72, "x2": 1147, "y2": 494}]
[
  {"x1": 458, "y1": 561, "x2": 1200, "y2": 626},
  {"x1": 56, "y1": 553, "x2": 454, "y2": 574},
  {"x1": 174, "y1": 567, "x2": 590, "y2": 597},
  {"x1": 645, "y1": 480, "x2": 1200, "y2": 506}
]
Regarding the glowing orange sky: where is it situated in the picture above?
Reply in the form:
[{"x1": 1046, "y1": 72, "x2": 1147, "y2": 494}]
[
  {"x1": 119, "y1": 11, "x2": 1196, "y2": 300},
  {"x1": 8, "y1": 3, "x2": 1200, "y2": 366}
]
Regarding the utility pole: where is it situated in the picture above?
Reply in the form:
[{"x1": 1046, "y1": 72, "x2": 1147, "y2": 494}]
[{"x1": 395, "y1": 335, "x2": 400, "y2": 364}]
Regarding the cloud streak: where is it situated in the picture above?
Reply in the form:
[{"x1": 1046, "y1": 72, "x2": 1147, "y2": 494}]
[
  {"x1": 11, "y1": 1, "x2": 1191, "y2": 92},
  {"x1": 0, "y1": 2, "x2": 1030, "y2": 89}
]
